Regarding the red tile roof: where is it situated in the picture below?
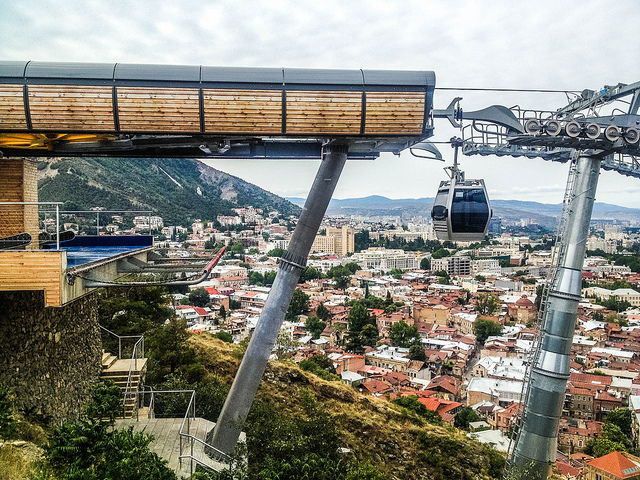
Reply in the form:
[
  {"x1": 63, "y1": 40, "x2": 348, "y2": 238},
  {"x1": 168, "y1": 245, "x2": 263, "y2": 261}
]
[
  {"x1": 588, "y1": 451, "x2": 640, "y2": 478},
  {"x1": 556, "y1": 461, "x2": 580, "y2": 477}
]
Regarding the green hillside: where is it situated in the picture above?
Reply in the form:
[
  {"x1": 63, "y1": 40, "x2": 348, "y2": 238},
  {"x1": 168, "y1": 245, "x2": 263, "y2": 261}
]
[{"x1": 37, "y1": 157, "x2": 300, "y2": 226}]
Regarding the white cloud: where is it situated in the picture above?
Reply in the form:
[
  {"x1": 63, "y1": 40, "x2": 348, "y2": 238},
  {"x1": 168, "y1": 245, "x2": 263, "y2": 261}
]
[{"x1": 1, "y1": 0, "x2": 639, "y2": 207}]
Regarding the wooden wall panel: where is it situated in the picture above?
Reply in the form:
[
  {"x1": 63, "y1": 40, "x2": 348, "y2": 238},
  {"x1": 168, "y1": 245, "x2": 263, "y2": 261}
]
[
  {"x1": 29, "y1": 85, "x2": 114, "y2": 131},
  {"x1": 0, "y1": 251, "x2": 63, "y2": 306},
  {"x1": 364, "y1": 91, "x2": 425, "y2": 135},
  {"x1": 0, "y1": 85, "x2": 27, "y2": 130},
  {"x1": 117, "y1": 87, "x2": 200, "y2": 132},
  {"x1": 286, "y1": 91, "x2": 361, "y2": 134},
  {"x1": 203, "y1": 89, "x2": 281, "y2": 134}
]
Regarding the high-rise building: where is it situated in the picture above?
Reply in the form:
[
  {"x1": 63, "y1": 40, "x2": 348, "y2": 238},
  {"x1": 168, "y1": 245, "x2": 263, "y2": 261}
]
[{"x1": 311, "y1": 225, "x2": 354, "y2": 255}]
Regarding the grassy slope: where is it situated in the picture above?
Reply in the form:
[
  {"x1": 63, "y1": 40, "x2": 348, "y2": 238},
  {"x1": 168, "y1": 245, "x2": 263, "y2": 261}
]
[{"x1": 189, "y1": 334, "x2": 503, "y2": 480}]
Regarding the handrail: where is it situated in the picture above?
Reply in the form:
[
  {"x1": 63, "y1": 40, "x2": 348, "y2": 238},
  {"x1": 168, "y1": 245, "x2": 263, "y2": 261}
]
[
  {"x1": 122, "y1": 335, "x2": 144, "y2": 416},
  {"x1": 126, "y1": 388, "x2": 232, "y2": 475},
  {"x1": 99, "y1": 325, "x2": 144, "y2": 361}
]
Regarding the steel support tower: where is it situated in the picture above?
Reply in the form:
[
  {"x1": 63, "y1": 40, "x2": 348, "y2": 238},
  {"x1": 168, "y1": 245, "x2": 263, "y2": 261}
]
[
  {"x1": 511, "y1": 152, "x2": 601, "y2": 478},
  {"x1": 207, "y1": 144, "x2": 349, "y2": 455}
]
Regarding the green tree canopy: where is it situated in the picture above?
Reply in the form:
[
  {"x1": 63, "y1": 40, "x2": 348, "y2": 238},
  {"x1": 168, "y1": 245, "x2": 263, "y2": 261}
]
[
  {"x1": 344, "y1": 262, "x2": 361, "y2": 274},
  {"x1": 475, "y1": 293, "x2": 501, "y2": 316},
  {"x1": 346, "y1": 301, "x2": 377, "y2": 354},
  {"x1": 420, "y1": 257, "x2": 431, "y2": 270},
  {"x1": 306, "y1": 316, "x2": 326, "y2": 339},
  {"x1": 473, "y1": 317, "x2": 503, "y2": 344},
  {"x1": 285, "y1": 289, "x2": 310, "y2": 321},
  {"x1": 431, "y1": 248, "x2": 449, "y2": 259},
  {"x1": 388, "y1": 321, "x2": 421, "y2": 348},
  {"x1": 409, "y1": 343, "x2": 427, "y2": 361},
  {"x1": 267, "y1": 247, "x2": 285, "y2": 257},
  {"x1": 189, "y1": 287, "x2": 210, "y2": 307},
  {"x1": 454, "y1": 407, "x2": 481, "y2": 430},
  {"x1": 316, "y1": 302, "x2": 331, "y2": 322}
]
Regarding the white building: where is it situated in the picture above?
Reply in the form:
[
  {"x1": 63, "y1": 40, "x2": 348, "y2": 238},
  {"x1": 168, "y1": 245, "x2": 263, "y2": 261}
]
[{"x1": 351, "y1": 248, "x2": 419, "y2": 271}]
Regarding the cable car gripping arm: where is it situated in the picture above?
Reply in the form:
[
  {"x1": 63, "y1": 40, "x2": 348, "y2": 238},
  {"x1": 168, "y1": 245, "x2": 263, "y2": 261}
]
[{"x1": 429, "y1": 82, "x2": 640, "y2": 178}]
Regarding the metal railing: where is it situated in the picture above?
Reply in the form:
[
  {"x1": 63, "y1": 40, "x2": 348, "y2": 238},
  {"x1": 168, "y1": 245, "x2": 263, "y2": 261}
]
[
  {"x1": 99, "y1": 326, "x2": 145, "y2": 417},
  {"x1": 122, "y1": 336, "x2": 145, "y2": 417},
  {"x1": 100, "y1": 326, "x2": 145, "y2": 363},
  {"x1": 0, "y1": 201, "x2": 63, "y2": 250},
  {"x1": 129, "y1": 389, "x2": 233, "y2": 476},
  {"x1": 178, "y1": 390, "x2": 232, "y2": 477}
]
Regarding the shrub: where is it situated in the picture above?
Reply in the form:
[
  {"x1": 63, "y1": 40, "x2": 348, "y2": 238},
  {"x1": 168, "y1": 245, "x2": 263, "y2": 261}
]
[{"x1": 0, "y1": 383, "x2": 16, "y2": 439}]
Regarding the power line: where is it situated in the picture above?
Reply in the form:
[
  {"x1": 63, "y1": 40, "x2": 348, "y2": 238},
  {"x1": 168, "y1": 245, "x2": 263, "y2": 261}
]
[{"x1": 435, "y1": 86, "x2": 580, "y2": 94}]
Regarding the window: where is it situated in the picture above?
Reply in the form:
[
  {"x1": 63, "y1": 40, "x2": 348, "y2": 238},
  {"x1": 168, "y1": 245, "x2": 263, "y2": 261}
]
[{"x1": 578, "y1": 440, "x2": 583, "y2": 447}]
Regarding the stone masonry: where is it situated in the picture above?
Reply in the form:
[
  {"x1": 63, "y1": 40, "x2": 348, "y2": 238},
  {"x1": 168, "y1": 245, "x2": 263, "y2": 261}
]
[{"x1": 0, "y1": 290, "x2": 102, "y2": 426}]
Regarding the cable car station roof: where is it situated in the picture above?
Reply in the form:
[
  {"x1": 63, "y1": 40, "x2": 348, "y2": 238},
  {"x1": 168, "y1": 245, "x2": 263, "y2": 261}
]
[{"x1": 0, "y1": 61, "x2": 436, "y2": 159}]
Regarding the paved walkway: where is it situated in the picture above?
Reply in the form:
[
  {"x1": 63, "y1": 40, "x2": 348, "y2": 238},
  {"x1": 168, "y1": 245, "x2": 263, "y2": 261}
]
[{"x1": 115, "y1": 416, "x2": 228, "y2": 478}]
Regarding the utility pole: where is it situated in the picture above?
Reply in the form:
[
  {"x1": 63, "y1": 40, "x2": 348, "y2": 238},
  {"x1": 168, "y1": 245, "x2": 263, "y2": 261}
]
[{"x1": 207, "y1": 143, "x2": 349, "y2": 455}]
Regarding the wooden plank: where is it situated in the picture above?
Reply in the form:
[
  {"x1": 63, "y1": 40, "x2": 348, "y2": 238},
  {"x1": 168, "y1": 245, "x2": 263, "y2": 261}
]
[
  {"x1": 203, "y1": 89, "x2": 282, "y2": 134},
  {"x1": 0, "y1": 85, "x2": 27, "y2": 129},
  {"x1": 0, "y1": 251, "x2": 63, "y2": 306},
  {"x1": 28, "y1": 85, "x2": 114, "y2": 131},
  {"x1": 285, "y1": 90, "x2": 361, "y2": 134},
  {"x1": 364, "y1": 91, "x2": 424, "y2": 135},
  {"x1": 117, "y1": 87, "x2": 200, "y2": 132}
]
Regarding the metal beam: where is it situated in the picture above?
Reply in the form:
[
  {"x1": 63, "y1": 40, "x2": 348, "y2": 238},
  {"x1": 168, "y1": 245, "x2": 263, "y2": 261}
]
[
  {"x1": 206, "y1": 143, "x2": 349, "y2": 455},
  {"x1": 511, "y1": 152, "x2": 601, "y2": 479}
]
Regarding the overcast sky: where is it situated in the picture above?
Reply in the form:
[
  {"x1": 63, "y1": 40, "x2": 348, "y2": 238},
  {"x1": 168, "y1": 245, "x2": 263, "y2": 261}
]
[{"x1": 1, "y1": 1, "x2": 639, "y2": 207}]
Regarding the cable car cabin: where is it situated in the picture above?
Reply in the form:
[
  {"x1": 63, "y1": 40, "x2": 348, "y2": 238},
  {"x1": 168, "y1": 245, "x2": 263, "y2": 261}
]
[{"x1": 431, "y1": 178, "x2": 491, "y2": 242}]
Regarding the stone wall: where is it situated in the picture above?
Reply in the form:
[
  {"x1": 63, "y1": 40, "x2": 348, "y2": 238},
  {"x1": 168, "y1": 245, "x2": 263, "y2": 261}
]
[{"x1": 0, "y1": 290, "x2": 102, "y2": 426}]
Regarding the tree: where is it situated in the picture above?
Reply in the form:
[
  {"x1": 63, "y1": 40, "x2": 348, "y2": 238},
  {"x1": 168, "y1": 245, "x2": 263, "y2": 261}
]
[
  {"x1": 274, "y1": 329, "x2": 299, "y2": 359},
  {"x1": 267, "y1": 247, "x2": 285, "y2": 257},
  {"x1": 189, "y1": 287, "x2": 210, "y2": 307},
  {"x1": 219, "y1": 305, "x2": 227, "y2": 321},
  {"x1": 285, "y1": 289, "x2": 310, "y2": 321},
  {"x1": 147, "y1": 317, "x2": 200, "y2": 383},
  {"x1": 535, "y1": 284, "x2": 545, "y2": 311},
  {"x1": 606, "y1": 408, "x2": 633, "y2": 439},
  {"x1": 388, "y1": 321, "x2": 421, "y2": 348},
  {"x1": 300, "y1": 266, "x2": 324, "y2": 283},
  {"x1": 346, "y1": 301, "x2": 377, "y2": 354},
  {"x1": 392, "y1": 395, "x2": 443, "y2": 426},
  {"x1": 306, "y1": 316, "x2": 326, "y2": 339},
  {"x1": 431, "y1": 248, "x2": 449, "y2": 259},
  {"x1": 420, "y1": 257, "x2": 431, "y2": 270},
  {"x1": 475, "y1": 293, "x2": 501, "y2": 316},
  {"x1": 475, "y1": 275, "x2": 486, "y2": 282},
  {"x1": 229, "y1": 242, "x2": 245, "y2": 258},
  {"x1": 213, "y1": 330, "x2": 233, "y2": 343},
  {"x1": 474, "y1": 317, "x2": 503, "y2": 343},
  {"x1": 454, "y1": 407, "x2": 481, "y2": 430},
  {"x1": 316, "y1": 302, "x2": 331, "y2": 322},
  {"x1": 389, "y1": 268, "x2": 404, "y2": 280},
  {"x1": 360, "y1": 324, "x2": 380, "y2": 348},
  {"x1": 327, "y1": 265, "x2": 352, "y2": 290},
  {"x1": 344, "y1": 262, "x2": 360, "y2": 274},
  {"x1": 409, "y1": 343, "x2": 426, "y2": 361}
]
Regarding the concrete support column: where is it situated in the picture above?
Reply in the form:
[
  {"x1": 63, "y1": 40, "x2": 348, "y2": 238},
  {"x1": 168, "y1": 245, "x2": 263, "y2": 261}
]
[
  {"x1": 208, "y1": 144, "x2": 348, "y2": 455},
  {"x1": 0, "y1": 157, "x2": 39, "y2": 246},
  {"x1": 512, "y1": 153, "x2": 601, "y2": 479}
]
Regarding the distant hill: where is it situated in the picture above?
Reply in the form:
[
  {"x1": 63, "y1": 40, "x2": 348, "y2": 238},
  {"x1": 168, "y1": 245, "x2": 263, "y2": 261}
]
[
  {"x1": 37, "y1": 157, "x2": 300, "y2": 226},
  {"x1": 288, "y1": 195, "x2": 640, "y2": 227}
]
